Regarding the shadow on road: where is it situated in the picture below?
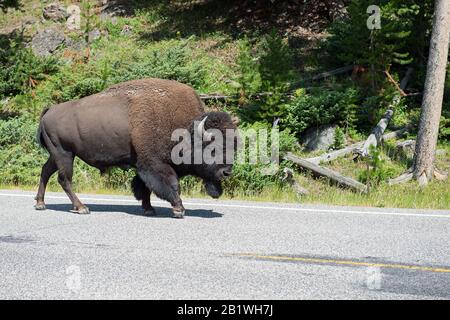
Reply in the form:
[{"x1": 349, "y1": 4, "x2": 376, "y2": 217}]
[{"x1": 44, "y1": 203, "x2": 223, "y2": 219}]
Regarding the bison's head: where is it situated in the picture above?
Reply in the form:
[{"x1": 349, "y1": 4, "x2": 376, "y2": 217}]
[{"x1": 182, "y1": 112, "x2": 238, "y2": 198}]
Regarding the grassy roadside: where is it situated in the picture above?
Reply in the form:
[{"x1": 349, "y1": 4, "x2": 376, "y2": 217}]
[
  {"x1": 2, "y1": 155, "x2": 449, "y2": 211},
  {"x1": 2, "y1": 179, "x2": 448, "y2": 210},
  {"x1": 1, "y1": 140, "x2": 448, "y2": 210}
]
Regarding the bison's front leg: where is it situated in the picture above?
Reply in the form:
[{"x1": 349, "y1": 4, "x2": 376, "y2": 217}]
[
  {"x1": 138, "y1": 164, "x2": 184, "y2": 218},
  {"x1": 131, "y1": 175, "x2": 155, "y2": 215}
]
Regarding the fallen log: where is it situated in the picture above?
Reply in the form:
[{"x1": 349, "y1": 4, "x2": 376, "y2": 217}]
[
  {"x1": 199, "y1": 91, "x2": 278, "y2": 101},
  {"x1": 284, "y1": 153, "x2": 368, "y2": 193},
  {"x1": 199, "y1": 93, "x2": 233, "y2": 100},
  {"x1": 311, "y1": 65, "x2": 354, "y2": 81},
  {"x1": 290, "y1": 65, "x2": 354, "y2": 88},
  {"x1": 396, "y1": 139, "x2": 415, "y2": 151},
  {"x1": 395, "y1": 140, "x2": 446, "y2": 157},
  {"x1": 355, "y1": 96, "x2": 400, "y2": 158},
  {"x1": 381, "y1": 126, "x2": 411, "y2": 140},
  {"x1": 306, "y1": 127, "x2": 410, "y2": 165}
]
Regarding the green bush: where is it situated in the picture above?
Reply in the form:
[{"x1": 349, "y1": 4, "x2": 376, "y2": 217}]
[
  {"x1": 219, "y1": 121, "x2": 297, "y2": 197},
  {"x1": 359, "y1": 146, "x2": 396, "y2": 188},
  {"x1": 333, "y1": 126, "x2": 346, "y2": 149},
  {"x1": 0, "y1": 34, "x2": 60, "y2": 100},
  {"x1": 235, "y1": 32, "x2": 295, "y2": 123},
  {"x1": 283, "y1": 87, "x2": 360, "y2": 136},
  {"x1": 0, "y1": 116, "x2": 46, "y2": 185},
  {"x1": 114, "y1": 39, "x2": 208, "y2": 89},
  {"x1": 61, "y1": 77, "x2": 106, "y2": 100}
]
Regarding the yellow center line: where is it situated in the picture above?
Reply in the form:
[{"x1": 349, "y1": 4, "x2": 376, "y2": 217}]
[{"x1": 236, "y1": 253, "x2": 450, "y2": 274}]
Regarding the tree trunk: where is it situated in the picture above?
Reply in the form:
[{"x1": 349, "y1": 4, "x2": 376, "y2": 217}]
[{"x1": 413, "y1": 0, "x2": 450, "y2": 186}]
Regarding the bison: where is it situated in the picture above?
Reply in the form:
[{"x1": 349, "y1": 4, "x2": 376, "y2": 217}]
[{"x1": 35, "y1": 78, "x2": 236, "y2": 218}]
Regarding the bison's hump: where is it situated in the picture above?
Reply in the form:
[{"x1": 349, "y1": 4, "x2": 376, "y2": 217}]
[{"x1": 100, "y1": 78, "x2": 196, "y2": 98}]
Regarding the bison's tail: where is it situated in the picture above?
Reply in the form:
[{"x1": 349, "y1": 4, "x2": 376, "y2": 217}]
[
  {"x1": 36, "y1": 107, "x2": 50, "y2": 149},
  {"x1": 131, "y1": 175, "x2": 147, "y2": 201}
]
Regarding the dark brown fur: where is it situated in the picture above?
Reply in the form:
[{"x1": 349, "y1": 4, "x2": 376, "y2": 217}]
[{"x1": 35, "y1": 78, "x2": 235, "y2": 218}]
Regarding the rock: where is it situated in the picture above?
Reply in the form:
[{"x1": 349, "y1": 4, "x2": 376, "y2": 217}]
[
  {"x1": 301, "y1": 124, "x2": 341, "y2": 152},
  {"x1": 43, "y1": 3, "x2": 68, "y2": 22},
  {"x1": 31, "y1": 28, "x2": 66, "y2": 57},
  {"x1": 22, "y1": 17, "x2": 38, "y2": 27},
  {"x1": 100, "y1": 0, "x2": 133, "y2": 19},
  {"x1": 65, "y1": 38, "x2": 87, "y2": 51},
  {"x1": 89, "y1": 28, "x2": 102, "y2": 42},
  {"x1": 66, "y1": 5, "x2": 81, "y2": 30}
]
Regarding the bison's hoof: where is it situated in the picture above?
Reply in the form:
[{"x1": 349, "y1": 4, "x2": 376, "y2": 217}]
[
  {"x1": 144, "y1": 208, "x2": 156, "y2": 216},
  {"x1": 35, "y1": 203, "x2": 46, "y2": 210},
  {"x1": 71, "y1": 207, "x2": 90, "y2": 215},
  {"x1": 172, "y1": 209, "x2": 185, "y2": 219}
]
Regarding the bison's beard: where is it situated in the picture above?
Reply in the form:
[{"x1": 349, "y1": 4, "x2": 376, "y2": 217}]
[{"x1": 204, "y1": 180, "x2": 223, "y2": 198}]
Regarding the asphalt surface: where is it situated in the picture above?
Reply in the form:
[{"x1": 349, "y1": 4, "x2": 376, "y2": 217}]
[{"x1": 0, "y1": 189, "x2": 449, "y2": 300}]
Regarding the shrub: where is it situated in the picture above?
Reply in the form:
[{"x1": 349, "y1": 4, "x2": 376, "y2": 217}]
[
  {"x1": 333, "y1": 126, "x2": 346, "y2": 149},
  {"x1": 0, "y1": 34, "x2": 60, "y2": 100},
  {"x1": 358, "y1": 146, "x2": 396, "y2": 188},
  {"x1": 283, "y1": 87, "x2": 360, "y2": 136},
  {"x1": 113, "y1": 39, "x2": 208, "y2": 89},
  {"x1": 219, "y1": 121, "x2": 298, "y2": 197},
  {"x1": 61, "y1": 77, "x2": 106, "y2": 100},
  {"x1": 235, "y1": 32, "x2": 295, "y2": 123},
  {"x1": 0, "y1": 116, "x2": 46, "y2": 185}
]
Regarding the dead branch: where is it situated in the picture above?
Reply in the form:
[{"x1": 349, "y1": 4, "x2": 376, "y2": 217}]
[
  {"x1": 388, "y1": 170, "x2": 414, "y2": 185},
  {"x1": 384, "y1": 70, "x2": 407, "y2": 97},
  {"x1": 306, "y1": 127, "x2": 410, "y2": 165},
  {"x1": 354, "y1": 96, "x2": 400, "y2": 158},
  {"x1": 311, "y1": 65, "x2": 355, "y2": 81},
  {"x1": 284, "y1": 153, "x2": 368, "y2": 193}
]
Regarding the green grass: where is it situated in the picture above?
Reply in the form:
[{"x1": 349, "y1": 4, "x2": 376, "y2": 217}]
[
  {"x1": 3, "y1": 142, "x2": 448, "y2": 210},
  {"x1": 3, "y1": 176, "x2": 448, "y2": 210}
]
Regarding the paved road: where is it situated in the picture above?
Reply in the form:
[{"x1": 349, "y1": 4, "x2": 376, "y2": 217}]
[{"x1": 0, "y1": 190, "x2": 449, "y2": 299}]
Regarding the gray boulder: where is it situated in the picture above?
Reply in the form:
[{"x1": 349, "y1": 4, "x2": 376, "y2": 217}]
[
  {"x1": 301, "y1": 124, "x2": 343, "y2": 152},
  {"x1": 31, "y1": 28, "x2": 66, "y2": 57},
  {"x1": 88, "y1": 28, "x2": 102, "y2": 42},
  {"x1": 65, "y1": 37, "x2": 87, "y2": 51},
  {"x1": 100, "y1": 0, "x2": 133, "y2": 19},
  {"x1": 43, "y1": 3, "x2": 68, "y2": 22}
]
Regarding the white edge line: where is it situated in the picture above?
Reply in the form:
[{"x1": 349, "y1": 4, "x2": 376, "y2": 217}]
[{"x1": 0, "y1": 192, "x2": 449, "y2": 218}]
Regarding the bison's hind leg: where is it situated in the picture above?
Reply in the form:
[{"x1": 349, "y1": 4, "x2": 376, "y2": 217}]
[
  {"x1": 131, "y1": 175, "x2": 155, "y2": 215},
  {"x1": 35, "y1": 157, "x2": 58, "y2": 210}
]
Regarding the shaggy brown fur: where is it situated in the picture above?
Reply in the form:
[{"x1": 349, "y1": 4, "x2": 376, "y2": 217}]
[
  {"x1": 35, "y1": 78, "x2": 235, "y2": 218},
  {"x1": 100, "y1": 78, "x2": 204, "y2": 167}
]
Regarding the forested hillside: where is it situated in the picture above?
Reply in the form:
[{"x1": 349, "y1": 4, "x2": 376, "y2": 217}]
[{"x1": 0, "y1": 0, "x2": 449, "y2": 208}]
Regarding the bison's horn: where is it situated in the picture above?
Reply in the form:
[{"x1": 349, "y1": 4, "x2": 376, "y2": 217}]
[{"x1": 197, "y1": 116, "x2": 213, "y2": 141}]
